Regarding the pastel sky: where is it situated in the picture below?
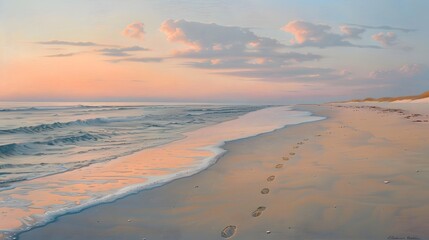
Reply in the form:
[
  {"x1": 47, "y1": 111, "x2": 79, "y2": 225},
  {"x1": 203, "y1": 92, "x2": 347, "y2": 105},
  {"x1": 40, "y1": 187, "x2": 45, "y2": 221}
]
[{"x1": 1, "y1": 0, "x2": 428, "y2": 103}]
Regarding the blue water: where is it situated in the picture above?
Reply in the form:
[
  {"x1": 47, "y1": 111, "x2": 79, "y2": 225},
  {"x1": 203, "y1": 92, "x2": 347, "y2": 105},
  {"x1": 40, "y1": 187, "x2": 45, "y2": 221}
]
[{"x1": 0, "y1": 103, "x2": 265, "y2": 187}]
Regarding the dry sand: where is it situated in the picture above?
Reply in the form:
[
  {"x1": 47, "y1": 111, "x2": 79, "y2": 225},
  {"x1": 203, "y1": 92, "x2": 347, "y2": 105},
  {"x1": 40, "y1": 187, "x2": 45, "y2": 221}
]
[{"x1": 17, "y1": 104, "x2": 429, "y2": 240}]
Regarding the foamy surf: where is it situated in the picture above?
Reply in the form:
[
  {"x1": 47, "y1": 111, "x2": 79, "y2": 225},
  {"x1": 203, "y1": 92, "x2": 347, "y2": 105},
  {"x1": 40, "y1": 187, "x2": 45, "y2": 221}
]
[
  {"x1": 0, "y1": 106, "x2": 324, "y2": 239},
  {"x1": 0, "y1": 104, "x2": 262, "y2": 186}
]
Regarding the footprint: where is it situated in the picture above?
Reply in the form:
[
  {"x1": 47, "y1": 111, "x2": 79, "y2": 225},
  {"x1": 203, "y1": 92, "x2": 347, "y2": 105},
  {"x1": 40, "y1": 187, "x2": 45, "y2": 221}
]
[
  {"x1": 251, "y1": 206, "x2": 266, "y2": 217},
  {"x1": 275, "y1": 164, "x2": 283, "y2": 169},
  {"x1": 267, "y1": 175, "x2": 275, "y2": 182},
  {"x1": 261, "y1": 188, "x2": 270, "y2": 194},
  {"x1": 293, "y1": 146, "x2": 299, "y2": 149},
  {"x1": 282, "y1": 157, "x2": 289, "y2": 161},
  {"x1": 221, "y1": 225, "x2": 237, "y2": 238},
  {"x1": 289, "y1": 152, "x2": 295, "y2": 156}
]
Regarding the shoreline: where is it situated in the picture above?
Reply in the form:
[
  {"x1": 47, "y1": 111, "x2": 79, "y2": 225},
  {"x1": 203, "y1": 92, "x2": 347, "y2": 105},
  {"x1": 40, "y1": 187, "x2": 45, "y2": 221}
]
[
  {"x1": 13, "y1": 103, "x2": 429, "y2": 239},
  {"x1": 0, "y1": 106, "x2": 323, "y2": 239},
  {"x1": 11, "y1": 109, "x2": 323, "y2": 239}
]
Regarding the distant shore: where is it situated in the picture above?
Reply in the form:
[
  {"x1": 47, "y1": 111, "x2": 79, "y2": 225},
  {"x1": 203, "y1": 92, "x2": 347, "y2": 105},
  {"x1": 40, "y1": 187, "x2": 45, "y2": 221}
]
[{"x1": 17, "y1": 103, "x2": 429, "y2": 240}]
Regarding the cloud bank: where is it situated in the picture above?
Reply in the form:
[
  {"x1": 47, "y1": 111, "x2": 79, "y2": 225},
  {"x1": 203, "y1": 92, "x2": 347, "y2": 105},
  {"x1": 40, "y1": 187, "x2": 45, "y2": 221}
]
[
  {"x1": 36, "y1": 19, "x2": 422, "y2": 99},
  {"x1": 160, "y1": 19, "x2": 326, "y2": 81},
  {"x1": 160, "y1": 19, "x2": 283, "y2": 56}
]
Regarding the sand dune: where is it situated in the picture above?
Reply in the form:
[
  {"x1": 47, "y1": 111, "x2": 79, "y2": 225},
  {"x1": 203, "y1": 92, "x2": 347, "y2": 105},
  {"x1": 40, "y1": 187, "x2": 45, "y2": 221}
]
[{"x1": 351, "y1": 90, "x2": 429, "y2": 102}]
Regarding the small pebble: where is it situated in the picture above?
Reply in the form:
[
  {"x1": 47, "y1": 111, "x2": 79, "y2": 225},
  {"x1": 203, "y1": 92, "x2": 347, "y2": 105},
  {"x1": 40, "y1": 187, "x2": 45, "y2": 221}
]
[
  {"x1": 384, "y1": 180, "x2": 390, "y2": 184},
  {"x1": 127, "y1": 219, "x2": 132, "y2": 222},
  {"x1": 266, "y1": 231, "x2": 271, "y2": 234}
]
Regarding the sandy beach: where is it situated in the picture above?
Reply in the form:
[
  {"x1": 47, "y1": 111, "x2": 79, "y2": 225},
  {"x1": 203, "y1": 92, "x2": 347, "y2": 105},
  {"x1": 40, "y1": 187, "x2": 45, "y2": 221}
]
[
  {"x1": 3, "y1": 1, "x2": 428, "y2": 239},
  {"x1": 16, "y1": 104, "x2": 429, "y2": 240}
]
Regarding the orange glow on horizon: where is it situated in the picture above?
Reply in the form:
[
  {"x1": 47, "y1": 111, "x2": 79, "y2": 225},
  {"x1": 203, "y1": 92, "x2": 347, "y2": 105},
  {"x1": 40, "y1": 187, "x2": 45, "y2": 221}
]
[{"x1": 1, "y1": 54, "x2": 310, "y2": 102}]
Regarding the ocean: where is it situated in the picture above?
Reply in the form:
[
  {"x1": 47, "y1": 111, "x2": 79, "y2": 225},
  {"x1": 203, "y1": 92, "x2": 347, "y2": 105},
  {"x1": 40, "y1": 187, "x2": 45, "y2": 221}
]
[{"x1": 0, "y1": 102, "x2": 324, "y2": 239}]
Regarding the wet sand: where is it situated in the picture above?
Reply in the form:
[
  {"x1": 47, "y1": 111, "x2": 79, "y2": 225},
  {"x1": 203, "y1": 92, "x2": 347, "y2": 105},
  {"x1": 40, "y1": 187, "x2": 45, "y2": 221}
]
[{"x1": 17, "y1": 104, "x2": 429, "y2": 240}]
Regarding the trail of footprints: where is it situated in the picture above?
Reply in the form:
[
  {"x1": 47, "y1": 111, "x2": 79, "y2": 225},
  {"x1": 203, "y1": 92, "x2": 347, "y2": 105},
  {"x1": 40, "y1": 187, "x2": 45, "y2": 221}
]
[
  {"x1": 251, "y1": 206, "x2": 267, "y2": 217},
  {"x1": 223, "y1": 105, "x2": 429, "y2": 237},
  {"x1": 221, "y1": 136, "x2": 313, "y2": 238}
]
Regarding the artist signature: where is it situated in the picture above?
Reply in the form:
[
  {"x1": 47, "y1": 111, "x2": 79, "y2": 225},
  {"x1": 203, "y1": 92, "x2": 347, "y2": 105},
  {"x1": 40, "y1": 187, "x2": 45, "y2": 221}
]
[{"x1": 387, "y1": 236, "x2": 421, "y2": 240}]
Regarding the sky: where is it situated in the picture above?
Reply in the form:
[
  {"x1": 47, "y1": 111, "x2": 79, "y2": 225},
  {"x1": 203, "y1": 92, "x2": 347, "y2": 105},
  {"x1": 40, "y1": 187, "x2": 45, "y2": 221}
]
[{"x1": 1, "y1": 0, "x2": 428, "y2": 104}]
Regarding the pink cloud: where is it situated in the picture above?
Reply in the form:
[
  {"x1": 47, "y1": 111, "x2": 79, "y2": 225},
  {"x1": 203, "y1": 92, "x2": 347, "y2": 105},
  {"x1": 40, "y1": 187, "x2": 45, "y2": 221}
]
[
  {"x1": 160, "y1": 19, "x2": 201, "y2": 51},
  {"x1": 372, "y1": 32, "x2": 397, "y2": 47},
  {"x1": 282, "y1": 20, "x2": 332, "y2": 44},
  {"x1": 122, "y1": 22, "x2": 145, "y2": 40},
  {"x1": 283, "y1": 21, "x2": 408, "y2": 49},
  {"x1": 281, "y1": 20, "x2": 373, "y2": 48}
]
